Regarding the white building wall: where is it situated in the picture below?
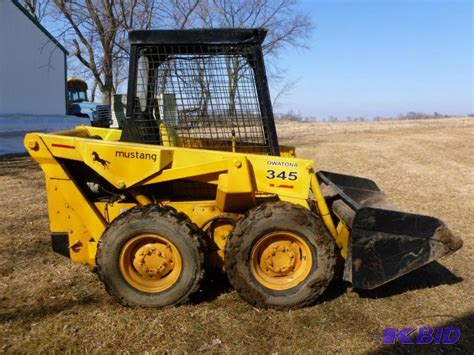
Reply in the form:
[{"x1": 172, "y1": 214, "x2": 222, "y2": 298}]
[{"x1": 0, "y1": 0, "x2": 66, "y2": 115}]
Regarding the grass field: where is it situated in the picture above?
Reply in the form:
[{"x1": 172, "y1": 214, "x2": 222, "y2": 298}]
[{"x1": 1, "y1": 117, "x2": 473, "y2": 353}]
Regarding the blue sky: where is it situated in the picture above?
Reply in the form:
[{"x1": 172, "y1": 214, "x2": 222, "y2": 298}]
[
  {"x1": 46, "y1": 0, "x2": 472, "y2": 119},
  {"x1": 274, "y1": 0, "x2": 473, "y2": 118}
]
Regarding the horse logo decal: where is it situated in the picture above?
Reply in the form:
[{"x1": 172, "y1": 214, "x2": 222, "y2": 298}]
[{"x1": 92, "y1": 152, "x2": 110, "y2": 168}]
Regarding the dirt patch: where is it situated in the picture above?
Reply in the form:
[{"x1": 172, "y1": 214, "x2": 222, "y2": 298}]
[{"x1": 1, "y1": 117, "x2": 473, "y2": 352}]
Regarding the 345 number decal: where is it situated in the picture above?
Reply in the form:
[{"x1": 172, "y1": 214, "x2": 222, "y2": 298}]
[{"x1": 266, "y1": 170, "x2": 298, "y2": 181}]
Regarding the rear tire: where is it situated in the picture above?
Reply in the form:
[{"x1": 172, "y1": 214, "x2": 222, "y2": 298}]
[
  {"x1": 96, "y1": 205, "x2": 205, "y2": 307},
  {"x1": 225, "y1": 202, "x2": 336, "y2": 308}
]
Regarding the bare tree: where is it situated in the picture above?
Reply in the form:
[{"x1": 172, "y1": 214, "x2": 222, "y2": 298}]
[
  {"x1": 51, "y1": 0, "x2": 119, "y2": 103},
  {"x1": 22, "y1": 0, "x2": 51, "y2": 22},
  {"x1": 47, "y1": 0, "x2": 310, "y2": 106},
  {"x1": 51, "y1": 0, "x2": 201, "y2": 104},
  {"x1": 197, "y1": 0, "x2": 312, "y2": 54},
  {"x1": 52, "y1": 0, "x2": 158, "y2": 104},
  {"x1": 272, "y1": 77, "x2": 298, "y2": 108},
  {"x1": 195, "y1": 0, "x2": 313, "y2": 113}
]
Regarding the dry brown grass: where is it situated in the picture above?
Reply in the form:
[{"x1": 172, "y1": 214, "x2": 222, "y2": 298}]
[{"x1": 1, "y1": 117, "x2": 473, "y2": 353}]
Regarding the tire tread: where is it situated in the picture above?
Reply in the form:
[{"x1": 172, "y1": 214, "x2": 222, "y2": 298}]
[
  {"x1": 225, "y1": 201, "x2": 336, "y2": 308},
  {"x1": 96, "y1": 204, "x2": 206, "y2": 307}
]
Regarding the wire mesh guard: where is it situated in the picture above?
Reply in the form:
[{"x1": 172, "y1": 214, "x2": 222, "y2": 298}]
[{"x1": 131, "y1": 44, "x2": 275, "y2": 154}]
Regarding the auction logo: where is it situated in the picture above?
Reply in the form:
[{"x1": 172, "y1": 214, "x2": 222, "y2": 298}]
[{"x1": 383, "y1": 327, "x2": 461, "y2": 345}]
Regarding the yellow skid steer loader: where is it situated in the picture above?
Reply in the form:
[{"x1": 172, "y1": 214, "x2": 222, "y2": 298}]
[{"x1": 24, "y1": 29, "x2": 462, "y2": 308}]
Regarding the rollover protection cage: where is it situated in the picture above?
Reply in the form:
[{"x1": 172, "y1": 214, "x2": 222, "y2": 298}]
[{"x1": 121, "y1": 28, "x2": 280, "y2": 156}]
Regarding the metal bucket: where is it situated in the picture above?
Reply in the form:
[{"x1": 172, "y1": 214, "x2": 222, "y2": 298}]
[{"x1": 317, "y1": 171, "x2": 463, "y2": 289}]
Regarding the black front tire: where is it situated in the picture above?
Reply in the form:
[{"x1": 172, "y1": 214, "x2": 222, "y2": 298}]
[
  {"x1": 96, "y1": 205, "x2": 206, "y2": 307},
  {"x1": 225, "y1": 202, "x2": 337, "y2": 308}
]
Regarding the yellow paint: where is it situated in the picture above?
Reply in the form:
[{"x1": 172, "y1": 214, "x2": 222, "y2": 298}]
[
  {"x1": 67, "y1": 78, "x2": 88, "y2": 91},
  {"x1": 336, "y1": 222, "x2": 350, "y2": 258},
  {"x1": 209, "y1": 223, "x2": 234, "y2": 269},
  {"x1": 119, "y1": 234, "x2": 182, "y2": 292},
  {"x1": 216, "y1": 157, "x2": 256, "y2": 211},
  {"x1": 310, "y1": 174, "x2": 338, "y2": 238},
  {"x1": 24, "y1": 125, "x2": 348, "y2": 269},
  {"x1": 279, "y1": 145, "x2": 296, "y2": 158},
  {"x1": 95, "y1": 202, "x2": 136, "y2": 224},
  {"x1": 129, "y1": 188, "x2": 153, "y2": 205},
  {"x1": 164, "y1": 201, "x2": 239, "y2": 270},
  {"x1": 24, "y1": 133, "x2": 106, "y2": 266},
  {"x1": 158, "y1": 120, "x2": 177, "y2": 147},
  {"x1": 250, "y1": 231, "x2": 313, "y2": 290}
]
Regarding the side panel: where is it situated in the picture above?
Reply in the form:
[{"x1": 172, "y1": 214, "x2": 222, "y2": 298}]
[
  {"x1": 25, "y1": 133, "x2": 107, "y2": 265},
  {"x1": 44, "y1": 132, "x2": 314, "y2": 204},
  {"x1": 26, "y1": 131, "x2": 320, "y2": 267},
  {"x1": 242, "y1": 154, "x2": 313, "y2": 202}
]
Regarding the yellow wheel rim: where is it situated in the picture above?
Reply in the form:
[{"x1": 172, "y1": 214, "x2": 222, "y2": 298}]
[
  {"x1": 250, "y1": 231, "x2": 313, "y2": 291},
  {"x1": 119, "y1": 234, "x2": 182, "y2": 293}
]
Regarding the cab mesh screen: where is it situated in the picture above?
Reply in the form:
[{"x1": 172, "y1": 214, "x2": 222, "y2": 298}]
[{"x1": 131, "y1": 44, "x2": 274, "y2": 154}]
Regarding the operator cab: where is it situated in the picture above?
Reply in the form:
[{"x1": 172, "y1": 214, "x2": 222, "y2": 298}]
[{"x1": 121, "y1": 29, "x2": 280, "y2": 156}]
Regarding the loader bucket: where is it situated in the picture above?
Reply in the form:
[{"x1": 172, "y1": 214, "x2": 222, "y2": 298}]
[{"x1": 317, "y1": 171, "x2": 463, "y2": 290}]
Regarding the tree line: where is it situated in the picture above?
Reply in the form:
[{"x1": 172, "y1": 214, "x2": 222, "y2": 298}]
[{"x1": 275, "y1": 111, "x2": 467, "y2": 122}]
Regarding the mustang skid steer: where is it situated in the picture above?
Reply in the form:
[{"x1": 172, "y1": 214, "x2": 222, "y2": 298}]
[{"x1": 24, "y1": 29, "x2": 462, "y2": 308}]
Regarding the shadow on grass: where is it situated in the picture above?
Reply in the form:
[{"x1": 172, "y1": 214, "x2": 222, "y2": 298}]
[
  {"x1": 190, "y1": 273, "x2": 232, "y2": 304},
  {"x1": 369, "y1": 312, "x2": 474, "y2": 354},
  {"x1": 314, "y1": 279, "x2": 348, "y2": 305},
  {"x1": 0, "y1": 153, "x2": 29, "y2": 161},
  {"x1": 0, "y1": 156, "x2": 38, "y2": 177},
  {"x1": 190, "y1": 271, "x2": 348, "y2": 306},
  {"x1": 0, "y1": 238, "x2": 51, "y2": 277},
  {"x1": 0, "y1": 295, "x2": 96, "y2": 324},
  {"x1": 356, "y1": 261, "x2": 462, "y2": 299}
]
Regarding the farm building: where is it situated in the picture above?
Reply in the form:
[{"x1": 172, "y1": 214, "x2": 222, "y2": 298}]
[
  {"x1": 0, "y1": 0, "x2": 67, "y2": 116},
  {"x1": 0, "y1": 0, "x2": 90, "y2": 156}
]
